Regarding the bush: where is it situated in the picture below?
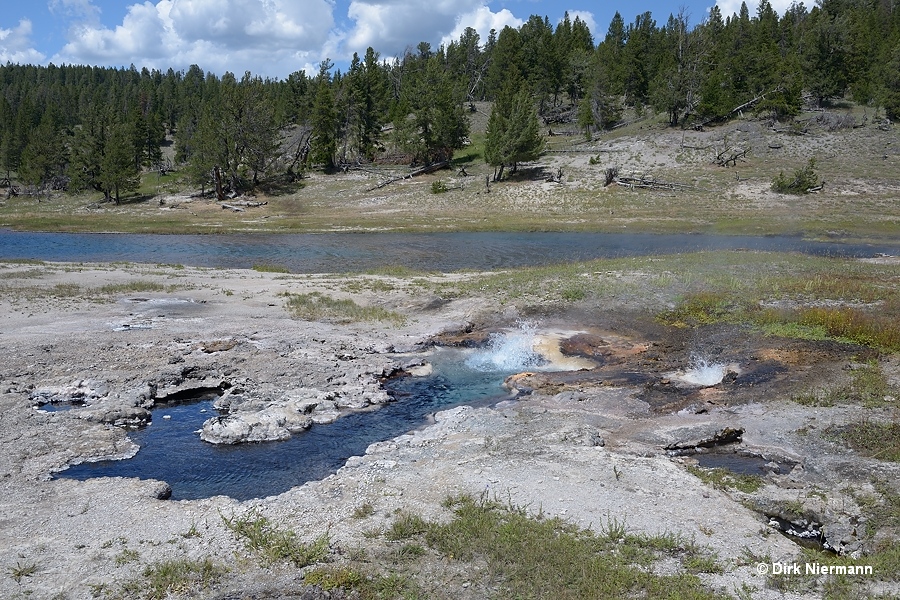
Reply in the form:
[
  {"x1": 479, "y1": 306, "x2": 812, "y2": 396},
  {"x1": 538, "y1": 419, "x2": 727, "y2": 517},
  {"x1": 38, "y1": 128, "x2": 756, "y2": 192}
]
[{"x1": 772, "y1": 158, "x2": 821, "y2": 194}]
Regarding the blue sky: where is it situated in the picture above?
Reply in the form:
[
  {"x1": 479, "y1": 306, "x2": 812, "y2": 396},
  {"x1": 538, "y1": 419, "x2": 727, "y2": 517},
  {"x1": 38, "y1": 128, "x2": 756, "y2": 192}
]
[{"x1": 1, "y1": 0, "x2": 791, "y2": 79}]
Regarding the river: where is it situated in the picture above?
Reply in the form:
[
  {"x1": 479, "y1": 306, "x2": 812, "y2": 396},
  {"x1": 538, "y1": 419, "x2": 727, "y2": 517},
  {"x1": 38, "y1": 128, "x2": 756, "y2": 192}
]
[{"x1": 2, "y1": 230, "x2": 897, "y2": 273}]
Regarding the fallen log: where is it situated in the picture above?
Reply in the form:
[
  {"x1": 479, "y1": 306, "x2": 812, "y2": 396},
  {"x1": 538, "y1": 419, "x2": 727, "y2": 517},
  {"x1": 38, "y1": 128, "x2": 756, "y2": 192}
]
[
  {"x1": 614, "y1": 174, "x2": 695, "y2": 191},
  {"x1": 221, "y1": 203, "x2": 245, "y2": 212},
  {"x1": 221, "y1": 200, "x2": 268, "y2": 208},
  {"x1": 367, "y1": 160, "x2": 450, "y2": 191}
]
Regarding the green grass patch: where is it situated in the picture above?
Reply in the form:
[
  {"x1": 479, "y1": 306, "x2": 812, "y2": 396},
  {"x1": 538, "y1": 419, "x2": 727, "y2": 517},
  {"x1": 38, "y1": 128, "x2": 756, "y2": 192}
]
[
  {"x1": 793, "y1": 360, "x2": 897, "y2": 408},
  {"x1": 0, "y1": 258, "x2": 45, "y2": 265},
  {"x1": 96, "y1": 281, "x2": 173, "y2": 294},
  {"x1": 114, "y1": 548, "x2": 141, "y2": 566},
  {"x1": 304, "y1": 566, "x2": 422, "y2": 599},
  {"x1": 120, "y1": 558, "x2": 224, "y2": 599},
  {"x1": 851, "y1": 479, "x2": 900, "y2": 539},
  {"x1": 839, "y1": 421, "x2": 900, "y2": 462},
  {"x1": 252, "y1": 263, "x2": 292, "y2": 273},
  {"x1": 657, "y1": 291, "x2": 749, "y2": 327},
  {"x1": 282, "y1": 291, "x2": 405, "y2": 325},
  {"x1": 0, "y1": 268, "x2": 46, "y2": 279},
  {"x1": 385, "y1": 512, "x2": 429, "y2": 541},
  {"x1": 380, "y1": 493, "x2": 723, "y2": 599},
  {"x1": 222, "y1": 509, "x2": 330, "y2": 568},
  {"x1": 685, "y1": 465, "x2": 765, "y2": 494},
  {"x1": 795, "y1": 541, "x2": 900, "y2": 599}
]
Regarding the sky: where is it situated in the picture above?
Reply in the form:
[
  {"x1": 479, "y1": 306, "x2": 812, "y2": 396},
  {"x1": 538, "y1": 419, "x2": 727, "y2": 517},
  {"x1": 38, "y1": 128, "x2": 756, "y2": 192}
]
[{"x1": 0, "y1": 0, "x2": 796, "y2": 80}]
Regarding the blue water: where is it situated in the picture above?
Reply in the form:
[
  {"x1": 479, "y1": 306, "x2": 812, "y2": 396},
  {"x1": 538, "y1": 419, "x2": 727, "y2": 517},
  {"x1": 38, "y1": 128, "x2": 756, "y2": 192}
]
[
  {"x1": 2, "y1": 230, "x2": 897, "y2": 273},
  {"x1": 58, "y1": 348, "x2": 522, "y2": 500}
]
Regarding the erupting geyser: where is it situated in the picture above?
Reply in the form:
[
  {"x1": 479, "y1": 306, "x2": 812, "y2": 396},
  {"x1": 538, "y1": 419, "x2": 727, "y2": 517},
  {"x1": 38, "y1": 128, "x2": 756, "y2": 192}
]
[
  {"x1": 465, "y1": 321, "x2": 547, "y2": 373},
  {"x1": 680, "y1": 355, "x2": 727, "y2": 387}
]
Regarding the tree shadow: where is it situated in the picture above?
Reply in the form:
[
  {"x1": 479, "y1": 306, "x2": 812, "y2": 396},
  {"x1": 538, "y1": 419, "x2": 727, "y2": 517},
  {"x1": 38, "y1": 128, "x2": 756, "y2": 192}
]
[
  {"x1": 116, "y1": 193, "x2": 157, "y2": 206},
  {"x1": 503, "y1": 165, "x2": 554, "y2": 182},
  {"x1": 257, "y1": 174, "x2": 306, "y2": 196}
]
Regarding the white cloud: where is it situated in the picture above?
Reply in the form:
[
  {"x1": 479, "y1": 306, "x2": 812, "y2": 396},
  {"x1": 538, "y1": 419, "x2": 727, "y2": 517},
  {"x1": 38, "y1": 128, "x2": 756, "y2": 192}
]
[
  {"x1": 343, "y1": 0, "x2": 487, "y2": 57},
  {"x1": 563, "y1": 10, "x2": 597, "y2": 40},
  {"x1": 52, "y1": 0, "x2": 336, "y2": 78},
  {"x1": 441, "y1": 6, "x2": 523, "y2": 48},
  {"x1": 0, "y1": 19, "x2": 46, "y2": 64},
  {"x1": 49, "y1": 0, "x2": 102, "y2": 25}
]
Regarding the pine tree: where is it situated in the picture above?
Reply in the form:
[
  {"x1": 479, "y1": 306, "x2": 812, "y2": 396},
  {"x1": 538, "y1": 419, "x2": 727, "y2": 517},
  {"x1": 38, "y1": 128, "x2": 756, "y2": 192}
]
[
  {"x1": 67, "y1": 113, "x2": 106, "y2": 193},
  {"x1": 100, "y1": 122, "x2": 140, "y2": 204},
  {"x1": 485, "y1": 81, "x2": 543, "y2": 180},
  {"x1": 310, "y1": 63, "x2": 338, "y2": 169},
  {"x1": 19, "y1": 112, "x2": 68, "y2": 188}
]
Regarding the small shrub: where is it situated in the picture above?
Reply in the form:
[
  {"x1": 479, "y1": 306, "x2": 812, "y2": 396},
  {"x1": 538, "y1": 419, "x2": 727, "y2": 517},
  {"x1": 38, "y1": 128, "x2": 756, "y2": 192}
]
[
  {"x1": 431, "y1": 179, "x2": 449, "y2": 194},
  {"x1": 772, "y1": 158, "x2": 821, "y2": 194},
  {"x1": 817, "y1": 112, "x2": 856, "y2": 131}
]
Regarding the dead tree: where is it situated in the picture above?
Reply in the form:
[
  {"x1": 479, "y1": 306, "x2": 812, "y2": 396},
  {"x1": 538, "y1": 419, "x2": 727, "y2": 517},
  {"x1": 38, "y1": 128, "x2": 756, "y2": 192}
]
[
  {"x1": 366, "y1": 161, "x2": 450, "y2": 191},
  {"x1": 714, "y1": 134, "x2": 751, "y2": 167},
  {"x1": 715, "y1": 147, "x2": 751, "y2": 167}
]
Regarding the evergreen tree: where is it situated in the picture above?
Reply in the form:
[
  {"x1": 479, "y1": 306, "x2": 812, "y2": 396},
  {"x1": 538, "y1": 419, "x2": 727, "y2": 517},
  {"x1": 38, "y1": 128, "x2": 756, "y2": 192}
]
[
  {"x1": 310, "y1": 62, "x2": 339, "y2": 169},
  {"x1": 485, "y1": 80, "x2": 543, "y2": 180},
  {"x1": 882, "y1": 46, "x2": 900, "y2": 120},
  {"x1": 67, "y1": 113, "x2": 106, "y2": 193},
  {"x1": 19, "y1": 112, "x2": 68, "y2": 188},
  {"x1": 100, "y1": 122, "x2": 140, "y2": 204},
  {"x1": 347, "y1": 48, "x2": 388, "y2": 160}
]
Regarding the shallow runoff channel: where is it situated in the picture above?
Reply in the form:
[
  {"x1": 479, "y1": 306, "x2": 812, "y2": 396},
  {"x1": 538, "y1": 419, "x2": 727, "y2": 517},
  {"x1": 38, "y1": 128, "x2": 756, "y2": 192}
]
[
  {"x1": 24, "y1": 232, "x2": 898, "y2": 500},
  {"x1": 59, "y1": 333, "x2": 549, "y2": 501}
]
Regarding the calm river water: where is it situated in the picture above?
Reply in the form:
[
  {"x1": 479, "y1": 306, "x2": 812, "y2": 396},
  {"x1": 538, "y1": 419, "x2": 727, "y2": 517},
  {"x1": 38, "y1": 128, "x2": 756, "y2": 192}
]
[{"x1": 2, "y1": 230, "x2": 897, "y2": 272}]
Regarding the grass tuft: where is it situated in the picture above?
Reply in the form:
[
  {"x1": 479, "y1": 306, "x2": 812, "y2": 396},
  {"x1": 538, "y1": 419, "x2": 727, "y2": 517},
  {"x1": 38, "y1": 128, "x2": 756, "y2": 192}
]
[
  {"x1": 840, "y1": 421, "x2": 900, "y2": 462},
  {"x1": 222, "y1": 509, "x2": 330, "y2": 568},
  {"x1": 252, "y1": 263, "x2": 291, "y2": 273},
  {"x1": 685, "y1": 465, "x2": 765, "y2": 493},
  {"x1": 282, "y1": 291, "x2": 405, "y2": 325},
  {"x1": 8, "y1": 561, "x2": 38, "y2": 582},
  {"x1": 392, "y1": 493, "x2": 724, "y2": 599},
  {"x1": 124, "y1": 558, "x2": 224, "y2": 600},
  {"x1": 304, "y1": 566, "x2": 421, "y2": 599}
]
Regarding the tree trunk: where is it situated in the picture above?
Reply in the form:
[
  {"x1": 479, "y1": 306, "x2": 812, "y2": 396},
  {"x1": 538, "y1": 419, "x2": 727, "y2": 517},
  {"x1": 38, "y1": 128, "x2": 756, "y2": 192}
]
[{"x1": 213, "y1": 166, "x2": 225, "y2": 202}]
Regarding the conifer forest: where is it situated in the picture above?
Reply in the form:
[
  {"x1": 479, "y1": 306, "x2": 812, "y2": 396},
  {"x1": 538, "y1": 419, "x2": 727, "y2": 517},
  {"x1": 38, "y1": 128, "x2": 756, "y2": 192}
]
[{"x1": 1, "y1": 0, "x2": 899, "y2": 201}]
